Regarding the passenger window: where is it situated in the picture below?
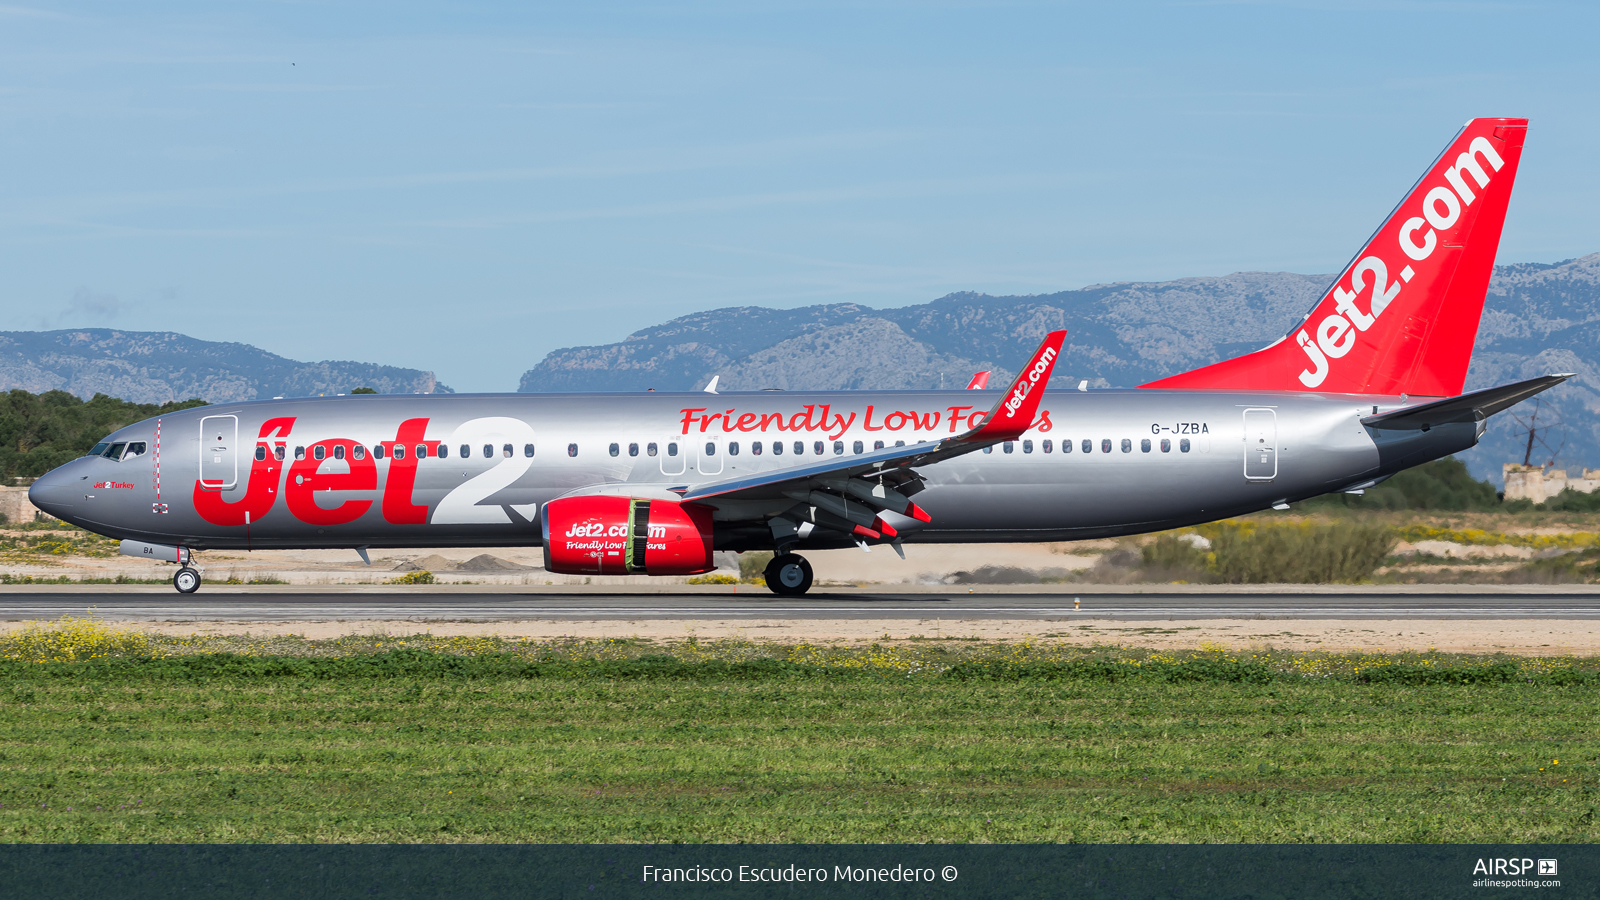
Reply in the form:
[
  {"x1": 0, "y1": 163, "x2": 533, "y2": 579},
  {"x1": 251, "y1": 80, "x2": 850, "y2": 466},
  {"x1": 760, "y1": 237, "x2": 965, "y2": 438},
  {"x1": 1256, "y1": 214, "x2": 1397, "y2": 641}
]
[
  {"x1": 1121, "y1": 439, "x2": 1132, "y2": 453},
  {"x1": 751, "y1": 441, "x2": 763, "y2": 456},
  {"x1": 374, "y1": 445, "x2": 385, "y2": 460},
  {"x1": 333, "y1": 445, "x2": 345, "y2": 460},
  {"x1": 853, "y1": 441, "x2": 863, "y2": 454},
  {"x1": 105, "y1": 442, "x2": 126, "y2": 459},
  {"x1": 983, "y1": 445, "x2": 993, "y2": 454},
  {"x1": 295, "y1": 446, "x2": 306, "y2": 460},
  {"x1": 1081, "y1": 439, "x2": 1092, "y2": 454},
  {"x1": 1101, "y1": 439, "x2": 1111, "y2": 454},
  {"x1": 524, "y1": 444, "x2": 535, "y2": 458},
  {"x1": 436, "y1": 444, "x2": 447, "y2": 459},
  {"x1": 568, "y1": 443, "x2": 578, "y2": 457},
  {"x1": 1003, "y1": 441, "x2": 1014, "y2": 454},
  {"x1": 314, "y1": 445, "x2": 326, "y2": 461},
  {"x1": 1161, "y1": 438, "x2": 1171, "y2": 453},
  {"x1": 793, "y1": 441, "x2": 804, "y2": 455},
  {"x1": 628, "y1": 443, "x2": 639, "y2": 457},
  {"x1": 874, "y1": 440, "x2": 884, "y2": 450},
  {"x1": 353, "y1": 445, "x2": 365, "y2": 460},
  {"x1": 832, "y1": 441, "x2": 842, "y2": 455},
  {"x1": 813, "y1": 441, "x2": 823, "y2": 455},
  {"x1": 1043, "y1": 439, "x2": 1052, "y2": 453},
  {"x1": 772, "y1": 441, "x2": 783, "y2": 455},
  {"x1": 704, "y1": 442, "x2": 716, "y2": 457},
  {"x1": 275, "y1": 446, "x2": 286, "y2": 461},
  {"x1": 667, "y1": 442, "x2": 677, "y2": 457},
  {"x1": 647, "y1": 442, "x2": 658, "y2": 457},
  {"x1": 460, "y1": 444, "x2": 469, "y2": 459},
  {"x1": 393, "y1": 445, "x2": 405, "y2": 460},
  {"x1": 1022, "y1": 440, "x2": 1033, "y2": 454},
  {"x1": 610, "y1": 443, "x2": 620, "y2": 458},
  {"x1": 125, "y1": 442, "x2": 146, "y2": 459},
  {"x1": 255, "y1": 446, "x2": 266, "y2": 461},
  {"x1": 895, "y1": 440, "x2": 905, "y2": 447},
  {"x1": 503, "y1": 444, "x2": 512, "y2": 458},
  {"x1": 482, "y1": 444, "x2": 493, "y2": 459},
  {"x1": 416, "y1": 444, "x2": 428, "y2": 459},
  {"x1": 1141, "y1": 439, "x2": 1151, "y2": 453},
  {"x1": 729, "y1": 442, "x2": 739, "y2": 456},
  {"x1": 1181, "y1": 438, "x2": 1191, "y2": 453}
]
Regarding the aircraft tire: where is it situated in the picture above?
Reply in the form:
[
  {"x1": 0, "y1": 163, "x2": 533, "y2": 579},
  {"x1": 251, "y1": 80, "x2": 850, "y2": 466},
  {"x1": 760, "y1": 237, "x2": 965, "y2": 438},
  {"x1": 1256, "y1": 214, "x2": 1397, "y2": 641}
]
[
  {"x1": 173, "y1": 567, "x2": 201, "y2": 594},
  {"x1": 764, "y1": 554, "x2": 813, "y2": 596}
]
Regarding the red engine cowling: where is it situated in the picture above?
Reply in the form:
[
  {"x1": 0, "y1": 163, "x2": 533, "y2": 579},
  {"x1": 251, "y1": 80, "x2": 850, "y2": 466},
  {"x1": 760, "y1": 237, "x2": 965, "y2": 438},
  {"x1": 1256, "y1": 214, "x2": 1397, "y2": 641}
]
[{"x1": 541, "y1": 496, "x2": 715, "y2": 576}]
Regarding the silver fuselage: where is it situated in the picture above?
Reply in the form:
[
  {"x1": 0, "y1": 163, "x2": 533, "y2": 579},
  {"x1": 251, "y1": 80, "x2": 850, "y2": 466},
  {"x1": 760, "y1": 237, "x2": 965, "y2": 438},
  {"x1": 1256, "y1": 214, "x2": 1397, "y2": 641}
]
[{"x1": 28, "y1": 389, "x2": 1473, "y2": 552}]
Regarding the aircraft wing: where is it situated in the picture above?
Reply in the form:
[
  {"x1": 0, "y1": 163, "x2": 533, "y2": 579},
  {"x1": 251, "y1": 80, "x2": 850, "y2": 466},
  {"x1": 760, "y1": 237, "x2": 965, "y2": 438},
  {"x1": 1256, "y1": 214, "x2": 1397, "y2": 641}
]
[{"x1": 679, "y1": 331, "x2": 1065, "y2": 540}]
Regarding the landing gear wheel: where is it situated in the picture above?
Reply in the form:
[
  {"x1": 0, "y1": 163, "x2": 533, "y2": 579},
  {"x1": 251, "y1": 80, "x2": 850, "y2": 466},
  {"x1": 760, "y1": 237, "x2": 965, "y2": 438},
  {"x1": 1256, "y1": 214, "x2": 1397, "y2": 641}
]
[
  {"x1": 764, "y1": 554, "x2": 813, "y2": 596},
  {"x1": 173, "y1": 567, "x2": 201, "y2": 594}
]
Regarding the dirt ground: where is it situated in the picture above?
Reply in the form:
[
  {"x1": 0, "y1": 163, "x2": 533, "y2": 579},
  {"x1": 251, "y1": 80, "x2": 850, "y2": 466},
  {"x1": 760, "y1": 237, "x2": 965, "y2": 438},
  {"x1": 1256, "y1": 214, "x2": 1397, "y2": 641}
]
[{"x1": 78, "y1": 616, "x2": 1600, "y2": 656}]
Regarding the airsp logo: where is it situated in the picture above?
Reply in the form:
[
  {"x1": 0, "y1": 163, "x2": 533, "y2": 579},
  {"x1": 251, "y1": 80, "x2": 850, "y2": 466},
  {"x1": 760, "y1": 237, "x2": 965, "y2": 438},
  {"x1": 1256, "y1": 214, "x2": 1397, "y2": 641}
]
[{"x1": 1472, "y1": 858, "x2": 1553, "y2": 876}]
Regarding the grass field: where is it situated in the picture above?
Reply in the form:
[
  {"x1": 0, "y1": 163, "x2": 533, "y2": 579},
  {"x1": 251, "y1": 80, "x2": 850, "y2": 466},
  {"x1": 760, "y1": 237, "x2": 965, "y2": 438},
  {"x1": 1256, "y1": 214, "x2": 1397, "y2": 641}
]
[{"x1": 0, "y1": 627, "x2": 1596, "y2": 843}]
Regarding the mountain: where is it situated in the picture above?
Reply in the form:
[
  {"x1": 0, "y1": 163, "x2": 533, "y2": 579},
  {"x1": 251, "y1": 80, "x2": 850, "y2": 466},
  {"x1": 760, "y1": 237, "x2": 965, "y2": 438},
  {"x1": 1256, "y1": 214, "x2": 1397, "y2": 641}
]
[
  {"x1": 0, "y1": 330, "x2": 451, "y2": 404},
  {"x1": 521, "y1": 254, "x2": 1600, "y2": 485}
]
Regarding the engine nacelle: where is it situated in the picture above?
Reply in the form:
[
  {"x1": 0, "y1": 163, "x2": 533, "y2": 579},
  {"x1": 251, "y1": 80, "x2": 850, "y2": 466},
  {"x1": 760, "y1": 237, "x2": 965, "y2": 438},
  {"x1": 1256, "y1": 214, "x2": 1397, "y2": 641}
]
[{"x1": 541, "y1": 496, "x2": 715, "y2": 576}]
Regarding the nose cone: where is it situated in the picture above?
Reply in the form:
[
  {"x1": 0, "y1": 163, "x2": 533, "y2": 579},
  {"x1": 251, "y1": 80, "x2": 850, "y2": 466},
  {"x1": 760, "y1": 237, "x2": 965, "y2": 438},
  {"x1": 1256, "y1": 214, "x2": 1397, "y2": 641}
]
[{"x1": 28, "y1": 463, "x2": 80, "y2": 520}]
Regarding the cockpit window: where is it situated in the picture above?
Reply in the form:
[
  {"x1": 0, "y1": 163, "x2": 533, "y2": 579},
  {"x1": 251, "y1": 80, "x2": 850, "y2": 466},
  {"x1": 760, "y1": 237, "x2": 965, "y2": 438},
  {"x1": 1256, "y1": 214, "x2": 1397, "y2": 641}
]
[
  {"x1": 123, "y1": 442, "x2": 147, "y2": 460},
  {"x1": 88, "y1": 443, "x2": 109, "y2": 458},
  {"x1": 104, "y1": 442, "x2": 127, "y2": 460}
]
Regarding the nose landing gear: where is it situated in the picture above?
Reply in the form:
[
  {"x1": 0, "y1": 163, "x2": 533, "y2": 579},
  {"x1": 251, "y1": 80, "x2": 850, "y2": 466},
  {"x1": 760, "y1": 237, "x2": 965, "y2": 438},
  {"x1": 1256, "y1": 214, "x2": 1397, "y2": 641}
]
[
  {"x1": 764, "y1": 553, "x2": 813, "y2": 596},
  {"x1": 173, "y1": 567, "x2": 201, "y2": 594}
]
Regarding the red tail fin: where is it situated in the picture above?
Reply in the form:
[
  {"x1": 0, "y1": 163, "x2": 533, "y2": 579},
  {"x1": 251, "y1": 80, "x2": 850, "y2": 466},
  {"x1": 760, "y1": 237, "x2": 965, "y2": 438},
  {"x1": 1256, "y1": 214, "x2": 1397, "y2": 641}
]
[{"x1": 1143, "y1": 118, "x2": 1527, "y2": 397}]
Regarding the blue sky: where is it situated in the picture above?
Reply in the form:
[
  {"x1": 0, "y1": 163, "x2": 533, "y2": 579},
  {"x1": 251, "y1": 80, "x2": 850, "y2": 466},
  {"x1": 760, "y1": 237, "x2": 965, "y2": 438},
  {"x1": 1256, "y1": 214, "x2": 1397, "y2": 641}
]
[{"x1": 2, "y1": 1, "x2": 1596, "y2": 391}]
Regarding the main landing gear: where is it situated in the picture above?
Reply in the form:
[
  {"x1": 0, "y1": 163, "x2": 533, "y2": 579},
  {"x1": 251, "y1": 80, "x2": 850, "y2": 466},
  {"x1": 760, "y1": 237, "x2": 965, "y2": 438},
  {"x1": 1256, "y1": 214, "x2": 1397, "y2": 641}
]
[
  {"x1": 173, "y1": 566, "x2": 201, "y2": 594},
  {"x1": 764, "y1": 553, "x2": 813, "y2": 596}
]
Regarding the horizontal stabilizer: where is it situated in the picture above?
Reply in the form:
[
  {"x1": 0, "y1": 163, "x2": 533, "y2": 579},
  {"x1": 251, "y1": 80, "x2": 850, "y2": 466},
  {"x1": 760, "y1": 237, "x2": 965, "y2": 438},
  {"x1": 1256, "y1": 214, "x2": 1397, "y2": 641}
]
[{"x1": 1362, "y1": 374, "x2": 1571, "y2": 430}]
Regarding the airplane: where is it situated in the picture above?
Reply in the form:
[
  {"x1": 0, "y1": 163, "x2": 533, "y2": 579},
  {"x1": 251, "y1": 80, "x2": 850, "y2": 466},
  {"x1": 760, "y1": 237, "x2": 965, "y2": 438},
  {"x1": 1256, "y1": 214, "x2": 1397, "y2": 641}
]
[{"x1": 29, "y1": 117, "x2": 1565, "y2": 596}]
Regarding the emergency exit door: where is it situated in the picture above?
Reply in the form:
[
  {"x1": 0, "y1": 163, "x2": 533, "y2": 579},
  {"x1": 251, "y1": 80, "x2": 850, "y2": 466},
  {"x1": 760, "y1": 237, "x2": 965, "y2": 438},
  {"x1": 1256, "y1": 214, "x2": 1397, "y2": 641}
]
[
  {"x1": 198, "y1": 415, "x2": 239, "y2": 490},
  {"x1": 1242, "y1": 408, "x2": 1277, "y2": 481}
]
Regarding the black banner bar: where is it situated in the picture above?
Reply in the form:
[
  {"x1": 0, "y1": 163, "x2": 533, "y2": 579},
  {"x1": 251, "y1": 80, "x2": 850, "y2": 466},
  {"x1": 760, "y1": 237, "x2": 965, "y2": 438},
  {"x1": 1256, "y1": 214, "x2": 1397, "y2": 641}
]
[{"x1": 1, "y1": 844, "x2": 1593, "y2": 899}]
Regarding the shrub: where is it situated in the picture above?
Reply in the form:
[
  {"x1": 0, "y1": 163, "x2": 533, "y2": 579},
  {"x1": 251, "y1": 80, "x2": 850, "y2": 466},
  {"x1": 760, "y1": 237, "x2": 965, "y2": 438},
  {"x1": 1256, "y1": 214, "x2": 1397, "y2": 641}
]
[
  {"x1": 390, "y1": 570, "x2": 435, "y2": 585},
  {"x1": 739, "y1": 551, "x2": 774, "y2": 584},
  {"x1": 687, "y1": 573, "x2": 738, "y2": 585},
  {"x1": 1, "y1": 614, "x2": 151, "y2": 662},
  {"x1": 1302, "y1": 457, "x2": 1501, "y2": 511},
  {"x1": 1205, "y1": 521, "x2": 1395, "y2": 584},
  {"x1": 1140, "y1": 535, "x2": 1213, "y2": 581},
  {"x1": 1503, "y1": 547, "x2": 1600, "y2": 584},
  {"x1": 1540, "y1": 488, "x2": 1600, "y2": 513}
]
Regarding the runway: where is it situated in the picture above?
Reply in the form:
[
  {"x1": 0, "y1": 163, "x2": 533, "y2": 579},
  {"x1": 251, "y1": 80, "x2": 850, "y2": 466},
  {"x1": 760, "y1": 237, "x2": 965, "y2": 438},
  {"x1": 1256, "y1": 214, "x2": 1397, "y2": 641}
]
[{"x1": 2, "y1": 589, "x2": 1597, "y2": 621}]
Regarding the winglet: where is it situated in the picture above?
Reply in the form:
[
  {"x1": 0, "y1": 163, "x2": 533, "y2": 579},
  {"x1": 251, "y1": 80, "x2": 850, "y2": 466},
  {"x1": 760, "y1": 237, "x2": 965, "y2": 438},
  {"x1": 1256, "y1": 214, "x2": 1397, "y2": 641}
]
[
  {"x1": 965, "y1": 371, "x2": 990, "y2": 390},
  {"x1": 960, "y1": 330, "x2": 1067, "y2": 443}
]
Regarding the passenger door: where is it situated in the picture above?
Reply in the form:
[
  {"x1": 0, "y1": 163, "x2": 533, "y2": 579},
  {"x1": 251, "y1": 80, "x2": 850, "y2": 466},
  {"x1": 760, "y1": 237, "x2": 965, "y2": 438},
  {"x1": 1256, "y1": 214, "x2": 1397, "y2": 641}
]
[
  {"x1": 198, "y1": 415, "x2": 239, "y2": 490},
  {"x1": 1242, "y1": 408, "x2": 1277, "y2": 481}
]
